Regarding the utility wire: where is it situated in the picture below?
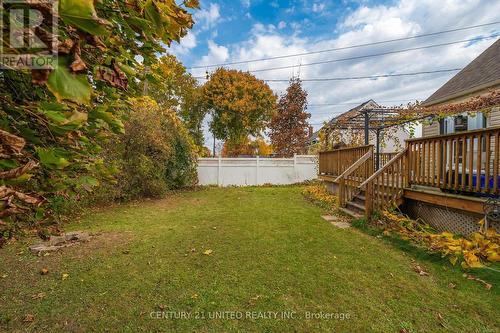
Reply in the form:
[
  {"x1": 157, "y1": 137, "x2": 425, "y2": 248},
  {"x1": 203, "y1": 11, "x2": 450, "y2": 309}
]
[
  {"x1": 224, "y1": 34, "x2": 499, "y2": 74},
  {"x1": 195, "y1": 68, "x2": 461, "y2": 81},
  {"x1": 262, "y1": 68, "x2": 461, "y2": 82},
  {"x1": 187, "y1": 21, "x2": 500, "y2": 69},
  {"x1": 308, "y1": 99, "x2": 420, "y2": 107}
]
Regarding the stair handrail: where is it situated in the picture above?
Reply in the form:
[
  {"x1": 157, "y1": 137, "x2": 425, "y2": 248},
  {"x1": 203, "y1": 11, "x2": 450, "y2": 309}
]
[
  {"x1": 336, "y1": 150, "x2": 374, "y2": 206},
  {"x1": 359, "y1": 149, "x2": 408, "y2": 189},
  {"x1": 360, "y1": 148, "x2": 408, "y2": 218},
  {"x1": 334, "y1": 150, "x2": 373, "y2": 183}
]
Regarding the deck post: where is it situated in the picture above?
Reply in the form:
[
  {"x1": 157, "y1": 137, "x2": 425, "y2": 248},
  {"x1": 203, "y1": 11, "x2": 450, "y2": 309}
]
[
  {"x1": 364, "y1": 110, "x2": 369, "y2": 146},
  {"x1": 375, "y1": 129, "x2": 381, "y2": 171},
  {"x1": 365, "y1": 181, "x2": 373, "y2": 221}
]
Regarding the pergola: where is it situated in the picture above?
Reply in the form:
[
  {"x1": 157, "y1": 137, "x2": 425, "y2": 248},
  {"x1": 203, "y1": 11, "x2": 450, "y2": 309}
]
[{"x1": 324, "y1": 107, "x2": 428, "y2": 170}]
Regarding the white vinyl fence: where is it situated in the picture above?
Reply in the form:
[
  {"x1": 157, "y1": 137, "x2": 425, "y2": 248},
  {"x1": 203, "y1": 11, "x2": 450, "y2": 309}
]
[{"x1": 197, "y1": 155, "x2": 317, "y2": 186}]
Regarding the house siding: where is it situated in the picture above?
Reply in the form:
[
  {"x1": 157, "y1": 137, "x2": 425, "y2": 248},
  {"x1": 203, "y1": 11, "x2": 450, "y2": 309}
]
[
  {"x1": 422, "y1": 121, "x2": 439, "y2": 137},
  {"x1": 488, "y1": 106, "x2": 500, "y2": 127}
]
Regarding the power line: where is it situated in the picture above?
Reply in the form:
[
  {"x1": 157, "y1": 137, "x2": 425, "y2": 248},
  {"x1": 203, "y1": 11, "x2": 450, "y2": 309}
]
[
  {"x1": 194, "y1": 67, "x2": 462, "y2": 81},
  {"x1": 187, "y1": 21, "x2": 500, "y2": 69},
  {"x1": 193, "y1": 34, "x2": 498, "y2": 76},
  {"x1": 262, "y1": 68, "x2": 461, "y2": 82},
  {"x1": 236, "y1": 34, "x2": 499, "y2": 74},
  {"x1": 308, "y1": 99, "x2": 420, "y2": 107}
]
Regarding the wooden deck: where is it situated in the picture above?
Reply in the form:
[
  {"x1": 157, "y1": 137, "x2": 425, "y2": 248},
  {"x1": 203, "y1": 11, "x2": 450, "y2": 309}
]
[{"x1": 319, "y1": 127, "x2": 500, "y2": 218}]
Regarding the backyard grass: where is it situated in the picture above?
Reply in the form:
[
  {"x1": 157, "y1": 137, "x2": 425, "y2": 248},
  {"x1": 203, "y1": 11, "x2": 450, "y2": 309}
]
[{"x1": 0, "y1": 186, "x2": 498, "y2": 332}]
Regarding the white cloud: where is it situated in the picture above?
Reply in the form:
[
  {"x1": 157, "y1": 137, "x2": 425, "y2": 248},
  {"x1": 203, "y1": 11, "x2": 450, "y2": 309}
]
[
  {"x1": 242, "y1": 0, "x2": 250, "y2": 8},
  {"x1": 169, "y1": 31, "x2": 197, "y2": 55},
  {"x1": 312, "y1": 3, "x2": 326, "y2": 13},
  {"x1": 192, "y1": 0, "x2": 500, "y2": 145},
  {"x1": 197, "y1": 40, "x2": 229, "y2": 67},
  {"x1": 278, "y1": 21, "x2": 287, "y2": 29},
  {"x1": 194, "y1": 3, "x2": 221, "y2": 30}
]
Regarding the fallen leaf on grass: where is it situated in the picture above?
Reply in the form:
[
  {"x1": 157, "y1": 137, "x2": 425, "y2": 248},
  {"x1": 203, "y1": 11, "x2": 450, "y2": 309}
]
[
  {"x1": 203, "y1": 249, "x2": 213, "y2": 255},
  {"x1": 248, "y1": 295, "x2": 261, "y2": 306},
  {"x1": 31, "y1": 292, "x2": 45, "y2": 300},
  {"x1": 413, "y1": 264, "x2": 429, "y2": 276},
  {"x1": 1, "y1": 273, "x2": 7, "y2": 278},
  {"x1": 40, "y1": 268, "x2": 49, "y2": 275},
  {"x1": 464, "y1": 273, "x2": 492, "y2": 290},
  {"x1": 191, "y1": 293, "x2": 199, "y2": 299},
  {"x1": 23, "y1": 314, "x2": 35, "y2": 323},
  {"x1": 448, "y1": 282, "x2": 456, "y2": 289},
  {"x1": 62, "y1": 273, "x2": 69, "y2": 280},
  {"x1": 437, "y1": 313, "x2": 449, "y2": 329}
]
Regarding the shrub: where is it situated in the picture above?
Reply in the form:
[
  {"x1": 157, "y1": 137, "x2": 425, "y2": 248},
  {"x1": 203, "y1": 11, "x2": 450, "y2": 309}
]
[
  {"x1": 302, "y1": 183, "x2": 337, "y2": 212},
  {"x1": 94, "y1": 97, "x2": 197, "y2": 202}
]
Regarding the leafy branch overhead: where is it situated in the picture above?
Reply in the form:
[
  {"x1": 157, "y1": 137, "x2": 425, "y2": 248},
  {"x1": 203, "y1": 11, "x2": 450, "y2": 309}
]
[{"x1": 0, "y1": 0, "x2": 198, "y2": 242}]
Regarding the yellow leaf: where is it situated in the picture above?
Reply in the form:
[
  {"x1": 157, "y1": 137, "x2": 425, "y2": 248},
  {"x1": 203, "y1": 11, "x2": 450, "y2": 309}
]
[
  {"x1": 441, "y1": 232, "x2": 454, "y2": 239},
  {"x1": 487, "y1": 253, "x2": 500, "y2": 262},
  {"x1": 463, "y1": 252, "x2": 484, "y2": 268},
  {"x1": 485, "y1": 228, "x2": 497, "y2": 238},
  {"x1": 62, "y1": 273, "x2": 69, "y2": 280},
  {"x1": 203, "y1": 249, "x2": 213, "y2": 255},
  {"x1": 449, "y1": 256, "x2": 458, "y2": 266}
]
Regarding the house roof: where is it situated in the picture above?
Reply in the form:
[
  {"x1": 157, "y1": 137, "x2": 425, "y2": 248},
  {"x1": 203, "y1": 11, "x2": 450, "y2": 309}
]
[
  {"x1": 423, "y1": 39, "x2": 500, "y2": 106},
  {"x1": 309, "y1": 100, "x2": 380, "y2": 143}
]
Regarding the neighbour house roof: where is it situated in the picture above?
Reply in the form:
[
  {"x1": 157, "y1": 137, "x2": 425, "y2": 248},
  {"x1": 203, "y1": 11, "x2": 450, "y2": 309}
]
[
  {"x1": 309, "y1": 100, "x2": 380, "y2": 143},
  {"x1": 423, "y1": 39, "x2": 500, "y2": 106}
]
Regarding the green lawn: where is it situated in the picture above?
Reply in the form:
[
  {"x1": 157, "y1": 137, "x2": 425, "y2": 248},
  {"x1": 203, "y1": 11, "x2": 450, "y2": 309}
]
[{"x1": 1, "y1": 186, "x2": 498, "y2": 332}]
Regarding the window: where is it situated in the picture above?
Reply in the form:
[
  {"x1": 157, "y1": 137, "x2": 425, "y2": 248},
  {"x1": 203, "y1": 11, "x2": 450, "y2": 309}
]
[{"x1": 440, "y1": 112, "x2": 487, "y2": 135}]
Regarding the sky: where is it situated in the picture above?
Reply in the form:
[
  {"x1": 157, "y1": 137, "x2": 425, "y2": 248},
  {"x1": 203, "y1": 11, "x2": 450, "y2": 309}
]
[{"x1": 168, "y1": 0, "x2": 500, "y2": 149}]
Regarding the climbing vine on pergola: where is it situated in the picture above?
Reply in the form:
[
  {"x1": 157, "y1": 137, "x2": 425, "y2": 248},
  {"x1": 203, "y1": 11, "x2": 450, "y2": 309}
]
[{"x1": 321, "y1": 90, "x2": 500, "y2": 170}]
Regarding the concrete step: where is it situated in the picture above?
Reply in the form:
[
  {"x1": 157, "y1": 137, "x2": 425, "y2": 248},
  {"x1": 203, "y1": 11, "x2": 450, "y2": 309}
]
[{"x1": 339, "y1": 207, "x2": 364, "y2": 219}]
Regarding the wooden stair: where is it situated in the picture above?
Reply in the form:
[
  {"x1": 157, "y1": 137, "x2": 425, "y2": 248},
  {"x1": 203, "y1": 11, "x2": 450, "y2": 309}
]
[
  {"x1": 339, "y1": 188, "x2": 404, "y2": 219},
  {"x1": 339, "y1": 190, "x2": 365, "y2": 219}
]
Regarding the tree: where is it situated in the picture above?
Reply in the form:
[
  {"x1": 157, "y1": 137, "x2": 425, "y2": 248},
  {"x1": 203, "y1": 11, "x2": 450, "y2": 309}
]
[
  {"x1": 149, "y1": 55, "x2": 206, "y2": 148},
  {"x1": 221, "y1": 136, "x2": 273, "y2": 157},
  {"x1": 221, "y1": 136, "x2": 255, "y2": 157},
  {"x1": 0, "y1": 0, "x2": 198, "y2": 240},
  {"x1": 201, "y1": 68, "x2": 277, "y2": 142},
  {"x1": 269, "y1": 78, "x2": 311, "y2": 157}
]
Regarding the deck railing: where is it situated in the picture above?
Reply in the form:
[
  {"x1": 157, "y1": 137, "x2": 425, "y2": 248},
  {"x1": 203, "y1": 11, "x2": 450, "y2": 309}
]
[
  {"x1": 319, "y1": 145, "x2": 372, "y2": 177},
  {"x1": 378, "y1": 152, "x2": 398, "y2": 168},
  {"x1": 337, "y1": 150, "x2": 374, "y2": 207},
  {"x1": 318, "y1": 126, "x2": 500, "y2": 217},
  {"x1": 407, "y1": 127, "x2": 500, "y2": 195},
  {"x1": 361, "y1": 149, "x2": 408, "y2": 216}
]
